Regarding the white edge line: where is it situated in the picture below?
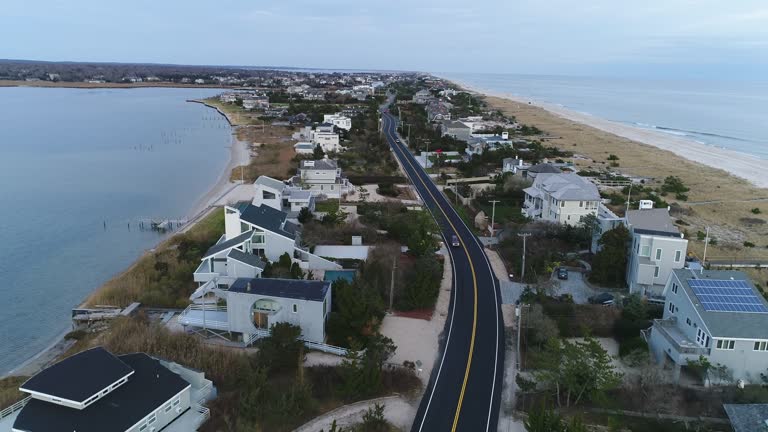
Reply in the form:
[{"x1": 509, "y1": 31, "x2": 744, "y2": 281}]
[{"x1": 382, "y1": 114, "x2": 459, "y2": 431}]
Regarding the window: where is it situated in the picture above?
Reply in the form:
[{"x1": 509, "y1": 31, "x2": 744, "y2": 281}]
[
  {"x1": 139, "y1": 425, "x2": 148, "y2": 432},
  {"x1": 240, "y1": 222, "x2": 250, "y2": 232},
  {"x1": 685, "y1": 318, "x2": 691, "y2": 326},
  {"x1": 641, "y1": 245, "x2": 650, "y2": 257},
  {"x1": 164, "y1": 403, "x2": 172, "y2": 413},
  {"x1": 579, "y1": 201, "x2": 583, "y2": 207},
  {"x1": 716, "y1": 339, "x2": 735, "y2": 350},
  {"x1": 173, "y1": 398, "x2": 180, "y2": 407},
  {"x1": 755, "y1": 341, "x2": 768, "y2": 351},
  {"x1": 655, "y1": 248, "x2": 662, "y2": 260},
  {"x1": 292, "y1": 304, "x2": 298, "y2": 313},
  {"x1": 561, "y1": 201, "x2": 565, "y2": 207},
  {"x1": 672, "y1": 283, "x2": 678, "y2": 294},
  {"x1": 668, "y1": 302, "x2": 675, "y2": 314},
  {"x1": 696, "y1": 329, "x2": 710, "y2": 347},
  {"x1": 262, "y1": 191, "x2": 276, "y2": 199},
  {"x1": 654, "y1": 266, "x2": 660, "y2": 278},
  {"x1": 675, "y1": 250, "x2": 682, "y2": 262},
  {"x1": 148, "y1": 414, "x2": 157, "y2": 425}
]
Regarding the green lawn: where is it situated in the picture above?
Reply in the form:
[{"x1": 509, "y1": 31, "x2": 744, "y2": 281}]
[
  {"x1": 477, "y1": 202, "x2": 525, "y2": 224},
  {"x1": 315, "y1": 200, "x2": 340, "y2": 212}
]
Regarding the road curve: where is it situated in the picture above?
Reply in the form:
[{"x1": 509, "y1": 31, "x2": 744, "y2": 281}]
[{"x1": 380, "y1": 112, "x2": 504, "y2": 432}]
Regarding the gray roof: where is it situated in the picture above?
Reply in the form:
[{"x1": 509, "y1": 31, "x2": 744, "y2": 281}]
[
  {"x1": 240, "y1": 204, "x2": 297, "y2": 240},
  {"x1": 675, "y1": 269, "x2": 768, "y2": 338},
  {"x1": 286, "y1": 189, "x2": 313, "y2": 201},
  {"x1": 442, "y1": 120, "x2": 470, "y2": 130},
  {"x1": 724, "y1": 404, "x2": 768, "y2": 432},
  {"x1": 534, "y1": 173, "x2": 601, "y2": 201},
  {"x1": 229, "y1": 278, "x2": 331, "y2": 302},
  {"x1": 254, "y1": 176, "x2": 287, "y2": 191},
  {"x1": 528, "y1": 163, "x2": 561, "y2": 174},
  {"x1": 203, "y1": 230, "x2": 254, "y2": 259},
  {"x1": 626, "y1": 208, "x2": 680, "y2": 237},
  {"x1": 301, "y1": 159, "x2": 338, "y2": 170},
  {"x1": 227, "y1": 249, "x2": 266, "y2": 269}
]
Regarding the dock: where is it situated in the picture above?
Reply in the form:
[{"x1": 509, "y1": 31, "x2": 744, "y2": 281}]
[{"x1": 72, "y1": 302, "x2": 140, "y2": 323}]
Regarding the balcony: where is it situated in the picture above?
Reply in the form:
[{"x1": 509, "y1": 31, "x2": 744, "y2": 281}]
[
  {"x1": 652, "y1": 319, "x2": 710, "y2": 362},
  {"x1": 179, "y1": 305, "x2": 229, "y2": 331}
]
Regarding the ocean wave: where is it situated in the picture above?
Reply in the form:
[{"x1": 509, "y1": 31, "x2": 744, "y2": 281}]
[{"x1": 654, "y1": 126, "x2": 750, "y2": 142}]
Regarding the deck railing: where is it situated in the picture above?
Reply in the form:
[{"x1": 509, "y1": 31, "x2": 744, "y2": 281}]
[
  {"x1": 0, "y1": 396, "x2": 31, "y2": 420},
  {"x1": 303, "y1": 341, "x2": 350, "y2": 357},
  {"x1": 192, "y1": 404, "x2": 211, "y2": 429}
]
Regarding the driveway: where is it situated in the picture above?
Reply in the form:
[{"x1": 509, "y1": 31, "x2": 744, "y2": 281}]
[{"x1": 553, "y1": 271, "x2": 601, "y2": 304}]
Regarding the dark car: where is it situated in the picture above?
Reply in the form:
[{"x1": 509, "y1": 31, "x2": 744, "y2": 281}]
[
  {"x1": 588, "y1": 293, "x2": 615, "y2": 305},
  {"x1": 451, "y1": 234, "x2": 460, "y2": 247},
  {"x1": 557, "y1": 267, "x2": 568, "y2": 280}
]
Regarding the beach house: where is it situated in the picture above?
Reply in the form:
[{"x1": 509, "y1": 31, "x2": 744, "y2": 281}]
[
  {"x1": 646, "y1": 270, "x2": 768, "y2": 384},
  {"x1": 502, "y1": 156, "x2": 530, "y2": 175},
  {"x1": 182, "y1": 278, "x2": 332, "y2": 345},
  {"x1": 292, "y1": 159, "x2": 350, "y2": 199},
  {"x1": 311, "y1": 124, "x2": 341, "y2": 153},
  {"x1": 625, "y1": 204, "x2": 688, "y2": 300},
  {"x1": 252, "y1": 175, "x2": 315, "y2": 216},
  {"x1": 323, "y1": 114, "x2": 352, "y2": 131},
  {"x1": 522, "y1": 173, "x2": 601, "y2": 226},
  {"x1": 193, "y1": 202, "x2": 340, "y2": 292},
  {"x1": 4, "y1": 347, "x2": 213, "y2": 432}
]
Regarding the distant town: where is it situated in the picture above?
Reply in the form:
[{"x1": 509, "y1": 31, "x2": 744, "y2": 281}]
[{"x1": 1, "y1": 63, "x2": 767, "y2": 432}]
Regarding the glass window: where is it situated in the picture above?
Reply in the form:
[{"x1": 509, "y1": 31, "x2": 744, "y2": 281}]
[
  {"x1": 755, "y1": 341, "x2": 768, "y2": 351},
  {"x1": 675, "y1": 250, "x2": 682, "y2": 262},
  {"x1": 655, "y1": 248, "x2": 662, "y2": 260},
  {"x1": 139, "y1": 425, "x2": 148, "y2": 432},
  {"x1": 696, "y1": 329, "x2": 708, "y2": 346},
  {"x1": 654, "y1": 266, "x2": 660, "y2": 278},
  {"x1": 716, "y1": 339, "x2": 735, "y2": 350},
  {"x1": 641, "y1": 245, "x2": 650, "y2": 256},
  {"x1": 672, "y1": 283, "x2": 678, "y2": 294},
  {"x1": 292, "y1": 304, "x2": 298, "y2": 313},
  {"x1": 173, "y1": 398, "x2": 180, "y2": 406},
  {"x1": 148, "y1": 414, "x2": 157, "y2": 424},
  {"x1": 165, "y1": 403, "x2": 172, "y2": 412},
  {"x1": 668, "y1": 302, "x2": 675, "y2": 314}
]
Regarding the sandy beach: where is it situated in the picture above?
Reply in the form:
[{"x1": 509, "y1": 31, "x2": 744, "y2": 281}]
[{"x1": 450, "y1": 79, "x2": 768, "y2": 190}]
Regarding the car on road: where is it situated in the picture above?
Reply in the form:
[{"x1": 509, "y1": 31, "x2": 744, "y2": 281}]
[
  {"x1": 557, "y1": 267, "x2": 568, "y2": 280},
  {"x1": 588, "y1": 292, "x2": 615, "y2": 305},
  {"x1": 451, "y1": 234, "x2": 460, "y2": 247},
  {"x1": 396, "y1": 138, "x2": 401, "y2": 143}
]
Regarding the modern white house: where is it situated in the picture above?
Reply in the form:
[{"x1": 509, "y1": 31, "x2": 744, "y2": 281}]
[
  {"x1": 252, "y1": 175, "x2": 315, "y2": 215},
  {"x1": 465, "y1": 133, "x2": 512, "y2": 157},
  {"x1": 4, "y1": 347, "x2": 213, "y2": 432},
  {"x1": 292, "y1": 159, "x2": 350, "y2": 199},
  {"x1": 646, "y1": 270, "x2": 768, "y2": 384},
  {"x1": 440, "y1": 120, "x2": 471, "y2": 141},
  {"x1": 193, "y1": 202, "x2": 340, "y2": 293},
  {"x1": 323, "y1": 114, "x2": 352, "y2": 131},
  {"x1": 502, "y1": 156, "x2": 530, "y2": 175},
  {"x1": 626, "y1": 204, "x2": 688, "y2": 300},
  {"x1": 522, "y1": 173, "x2": 601, "y2": 226}
]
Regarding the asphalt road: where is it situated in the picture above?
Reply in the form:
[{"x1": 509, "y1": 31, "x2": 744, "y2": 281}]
[{"x1": 380, "y1": 112, "x2": 504, "y2": 432}]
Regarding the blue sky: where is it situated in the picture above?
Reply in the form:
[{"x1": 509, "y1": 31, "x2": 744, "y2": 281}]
[{"x1": 2, "y1": 0, "x2": 767, "y2": 78}]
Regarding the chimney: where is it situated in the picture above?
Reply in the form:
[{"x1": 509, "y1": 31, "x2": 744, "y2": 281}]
[{"x1": 502, "y1": 131, "x2": 509, "y2": 139}]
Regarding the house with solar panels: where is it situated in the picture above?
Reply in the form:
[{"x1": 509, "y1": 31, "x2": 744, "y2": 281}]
[
  {"x1": 2, "y1": 347, "x2": 213, "y2": 432},
  {"x1": 646, "y1": 269, "x2": 768, "y2": 383}
]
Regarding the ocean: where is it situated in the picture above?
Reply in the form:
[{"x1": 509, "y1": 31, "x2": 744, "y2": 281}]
[
  {"x1": 439, "y1": 73, "x2": 768, "y2": 160},
  {"x1": 0, "y1": 87, "x2": 231, "y2": 375}
]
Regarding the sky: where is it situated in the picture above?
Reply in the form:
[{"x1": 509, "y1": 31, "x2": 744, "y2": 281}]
[{"x1": 1, "y1": 0, "x2": 767, "y2": 78}]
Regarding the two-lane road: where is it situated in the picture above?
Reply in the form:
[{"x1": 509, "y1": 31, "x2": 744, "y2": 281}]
[{"x1": 380, "y1": 112, "x2": 504, "y2": 431}]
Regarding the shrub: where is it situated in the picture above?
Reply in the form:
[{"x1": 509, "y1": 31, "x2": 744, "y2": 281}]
[
  {"x1": 376, "y1": 183, "x2": 398, "y2": 197},
  {"x1": 744, "y1": 241, "x2": 756, "y2": 248},
  {"x1": 752, "y1": 207, "x2": 762, "y2": 214},
  {"x1": 64, "y1": 330, "x2": 87, "y2": 340},
  {"x1": 619, "y1": 337, "x2": 648, "y2": 357}
]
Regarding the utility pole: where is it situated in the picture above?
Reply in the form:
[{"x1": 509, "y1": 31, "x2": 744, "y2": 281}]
[
  {"x1": 489, "y1": 200, "x2": 500, "y2": 237},
  {"x1": 389, "y1": 255, "x2": 397, "y2": 311},
  {"x1": 625, "y1": 183, "x2": 633, "y2": 214},
  {"x1": 701, "y1": 226, "x2": 710, "y2": 274},
  {"x1": 517, "y1": 232, "x2": 532, "y2": 283}
]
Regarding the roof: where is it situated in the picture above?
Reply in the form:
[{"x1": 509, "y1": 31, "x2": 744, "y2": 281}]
[
  {"x1": 227, "y1": 249, "x2": 266, "y2": 269},
  {"x1": 14, "y1": 352, "x2": 190, "y2": 432},
  {"x1": 240, "y1": 204, "x2": 297, "y2": 240},
  {"x1": 254, "y1": 176, "x2": 287, "y2": 191},
  {"x1": 533, "y1": 173, "x2": 601, "y2": 201},
  {"x1": 724, "y1": 404, "x2": 768, "y2": 432},
  {"x1": 228, "y1": 278, "x2": 331, "y2": 302},
  {"x1": 626, "y1": 208, "x2": 681, "y2": 237},
  {"x1": 442, "y1": 120, "x2": 470, "y2": 130},
  {"x1": 301, "y1": 159, "x2": 338, "y2": 170},
  {"x1": 528, "y1": 163, "x2": 561, "y2": 174},
  {"x1": 19, "y1": 347, "x2": 133, "y2": 404},
  {"x1": 286, "y1": 189, "x2": 313, "y2": 201},
  {"x1": 203, "y1": 230, "x2": 254, "y2": 259},
  {"x1": 675, "y1": 269, "x2": 768, "y2": 338}
]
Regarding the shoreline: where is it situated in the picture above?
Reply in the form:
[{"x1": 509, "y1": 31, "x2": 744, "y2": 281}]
[
  {"x1": 1, "y1": 97, "x2": 251, "y2": 380},
  {"x1": 0, "y1": 79, "x2": 236, "y2": 90},
  {"x1": 444, "y1": 77, "x2": 768, "y2": 189}
]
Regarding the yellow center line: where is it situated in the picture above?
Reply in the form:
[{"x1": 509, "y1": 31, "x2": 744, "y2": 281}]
[{"x1": 385, "y1": 117, "x2": 478, "y2": 431}]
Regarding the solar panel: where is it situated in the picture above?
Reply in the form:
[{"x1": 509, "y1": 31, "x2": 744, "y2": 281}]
[{"x1": 689, "y1": 279, "x2": 768, "y2": 313}]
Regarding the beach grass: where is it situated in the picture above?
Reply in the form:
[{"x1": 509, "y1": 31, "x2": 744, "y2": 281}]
[
  {"x1": 483, "y1": 95, "x2": 768, "y2": 261},
  {"x1": 85, "y1": 209, "x2": 225, "y2": 308},
  {"x1": 231, "y1": 126, "x2": 298, "y2": 182},
  {"x1": 0, "y1": 376, "x2": 27, "y2": 409}
]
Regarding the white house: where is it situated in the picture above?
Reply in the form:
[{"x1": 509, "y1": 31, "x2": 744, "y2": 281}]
[
  {"x1": 522, "y1": 173, "x2": 601, "y2": 226},
  {"x1": 181, "y1": 278, "x2": 332, "y2": 345},
  {"x1": 323, "y1": 114, "x2": 352, "y2": 131},
  {"x1": 192, "y1": 202, "x2": 340, "y2": 292},
  {"x1": 502, "y1": 156, "x2": 530, "y2": 175},
  {"x1": 646, "y1": 270, "x2": 768, "y2": 384},
  {"x1": 252, "y1": 175, "x2": 315, "y2": 215},
  {"x1": 6, "y1": 347, "x2": 213, "y2": 432},
  {"x1": 626, "y1": 204, "x2": 688, "y2": 300},
  {"x1": 293, "y1": 159, "x2": 350, "y2": 199}
]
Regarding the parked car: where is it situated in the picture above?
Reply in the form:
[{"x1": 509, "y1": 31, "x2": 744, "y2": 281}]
[
  {"x1": 451, "y1": 234, "x2": 460, "y2": 247},
  {"x1": 557, "y1": 267, "x2": 568, "y2": 280},
  {"x1": 588, "y1": 293, "x2": 615, "y2": 305}
]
